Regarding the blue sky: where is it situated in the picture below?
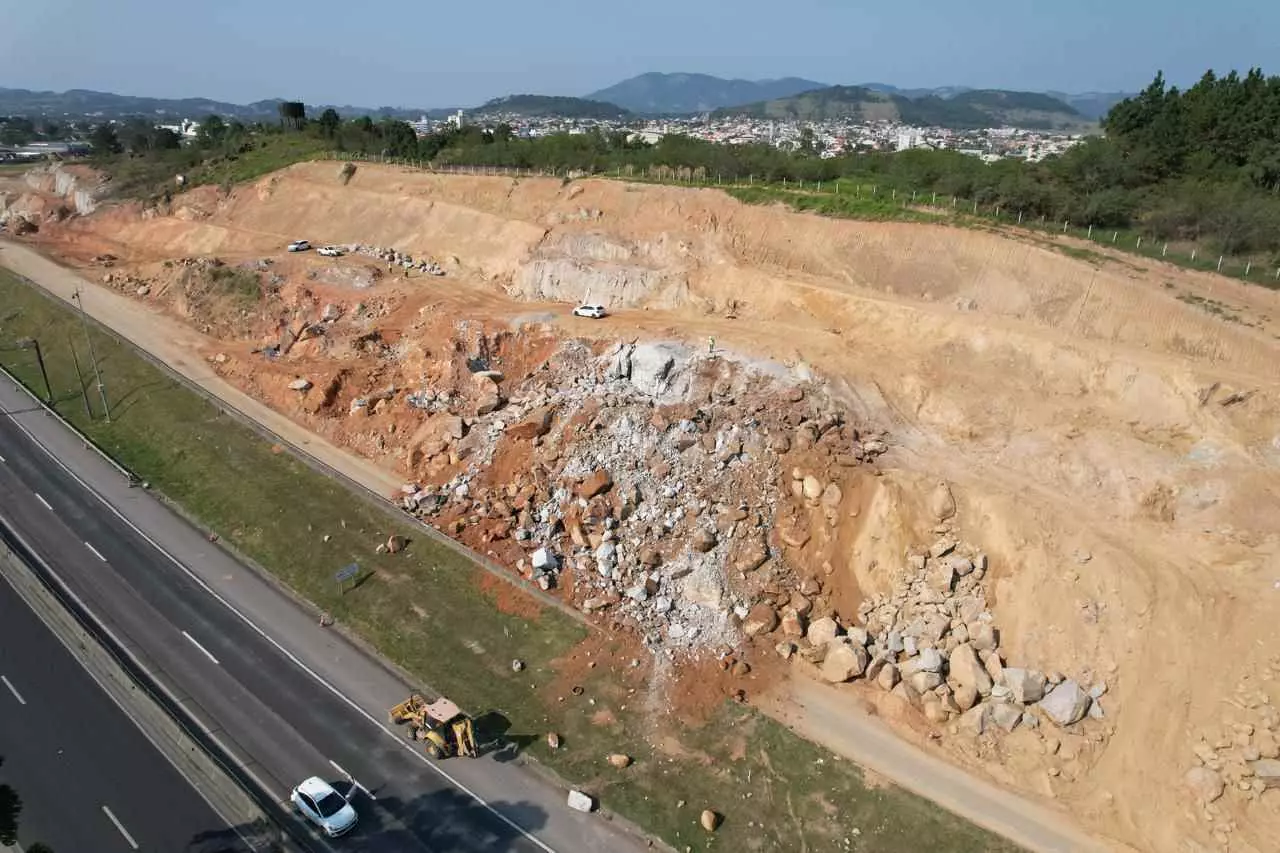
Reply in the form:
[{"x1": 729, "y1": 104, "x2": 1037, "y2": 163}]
[{"x1": 1, "y1": 0, "x2": 1273, "y2": 106}]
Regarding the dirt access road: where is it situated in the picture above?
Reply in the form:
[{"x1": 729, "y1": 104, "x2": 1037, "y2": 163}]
[{"x1": 0, "y1": 238, "x2": 1109, "y2": 853}]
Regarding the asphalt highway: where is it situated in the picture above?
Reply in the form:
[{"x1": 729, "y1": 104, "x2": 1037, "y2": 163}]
[
  {"x1": 0, "y1": 570, "x2": 244, "y2": 852},
  {"x1": 0, "y1": 380, "x2": 642, "y2": 853}
]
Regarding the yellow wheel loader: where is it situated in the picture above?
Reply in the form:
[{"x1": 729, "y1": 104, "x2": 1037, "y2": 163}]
[{"x1": 388, "y1": 693, "x2": 477, "y2": 759}]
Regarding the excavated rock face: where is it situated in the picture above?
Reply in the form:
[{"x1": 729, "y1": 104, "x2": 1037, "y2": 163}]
[{"x1": 386, "y1": 333, "x2": 892, "y2": 660}]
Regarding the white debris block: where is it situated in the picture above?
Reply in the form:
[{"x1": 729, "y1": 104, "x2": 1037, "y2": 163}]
[
  {"x1": 566, "y1": 790, "x2": 595, "y2": 812},
  {"x1": 531, "y1": 548, "x2": 558, "y2": 572}
]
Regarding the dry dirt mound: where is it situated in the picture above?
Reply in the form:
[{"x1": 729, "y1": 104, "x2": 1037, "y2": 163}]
[{"x1": 29, "y1": 161, "x2": 1280, "y2": 853}]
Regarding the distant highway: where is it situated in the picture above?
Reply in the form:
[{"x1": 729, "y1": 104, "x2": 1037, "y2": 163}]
[
  {"x1": 0, "y1": 376, "x2": 643, "y2": 852},
  {"x1": 0, "y1": 572, "x2": 245, "y2": 852}
]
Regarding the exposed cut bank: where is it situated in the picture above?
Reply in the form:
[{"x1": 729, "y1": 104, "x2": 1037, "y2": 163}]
[{"x1": 10, "y1": 159, "x2": 1280, "y2": 853}]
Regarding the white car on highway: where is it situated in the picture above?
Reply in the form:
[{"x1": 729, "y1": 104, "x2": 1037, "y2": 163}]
[
  {"x1": 287, "y1": 239, "x2": 311, "y2": 252},
  {"x1": 572, "y1": 304, "x2": 607, "y2": 319},
  {"x1": 317, "y1": 245, "x2": 345, "y2": 257},
  {"x1": 291, "y1": 776, "x2": 358, "y2": 837}
]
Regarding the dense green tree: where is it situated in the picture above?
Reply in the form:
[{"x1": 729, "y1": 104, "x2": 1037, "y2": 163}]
[
  {"x1": 316, "y1": 108, "x2": 341, "y2": 137},
  {"x1": 89, "y1": 122, "x2": 122, "y2": 154},
  {"x1": 195, "y1": 115, "x2": 227, "y2": 148},
  {"x1": 0, "y1": 117, "x2": 36, "y2": 146}
]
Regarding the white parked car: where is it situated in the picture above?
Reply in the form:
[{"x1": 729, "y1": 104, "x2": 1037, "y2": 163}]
[
  {"x1": 291, "y1": 776, "x2": 357, "y2": 837},
  {"x1": 317, "y1": 245, "x2": 345, "y2": 257},
  {"x1": 572, "y1": 304, "x2": 607, "y2": 319},
  {"x1": 287, "y1": 239, "x2": 311, "y2": 252}
]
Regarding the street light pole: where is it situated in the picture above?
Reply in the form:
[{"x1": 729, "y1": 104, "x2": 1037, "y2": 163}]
[{"x1": 72, "y1": 288, "x2": 110, "y2": 423}]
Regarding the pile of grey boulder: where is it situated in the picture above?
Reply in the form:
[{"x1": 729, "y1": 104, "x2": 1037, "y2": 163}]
[
  {"x1": 348, "y1": 243, "x2": 444, "y2": 276},
  {"x1": 390, "y1": 335, "x2": 885, "y2": 658},
  {"x1": 788, "y1": 537, "x2": 1109, "y2": 736}
]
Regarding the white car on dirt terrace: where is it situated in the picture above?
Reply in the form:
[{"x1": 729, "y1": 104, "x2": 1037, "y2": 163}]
[
  {"x1": 317, "y1": 245, "x2": 345, "y2": 257},
  {"x1": 573, "y1": 303, "x2": 608, "y2": 319},
  {"x1": 286, "y1": 239, "x2": 311, "y2": 252}
]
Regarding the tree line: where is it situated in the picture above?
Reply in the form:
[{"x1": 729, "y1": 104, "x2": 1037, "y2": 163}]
[
  {"x1": 306, "y1": 69, "x2": 1280, "y2": 257},
  {"x1": 89, "y1": 68, "x2": 1280, "y2": 258}
]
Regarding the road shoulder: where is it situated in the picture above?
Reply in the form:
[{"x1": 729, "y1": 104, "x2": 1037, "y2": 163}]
[{"x1": 0, "y1": 520, "x2": 293, "y2": 853}]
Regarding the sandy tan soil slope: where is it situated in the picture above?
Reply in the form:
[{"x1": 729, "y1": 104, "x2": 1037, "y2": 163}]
[{"x1": 12, "y1": 161, "x2": 1280, "y2": 853}]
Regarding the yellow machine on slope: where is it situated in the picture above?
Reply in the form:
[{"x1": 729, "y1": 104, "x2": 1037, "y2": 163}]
[{"x1": 388, "y1": 693, "x2": 478, "y2": 760}]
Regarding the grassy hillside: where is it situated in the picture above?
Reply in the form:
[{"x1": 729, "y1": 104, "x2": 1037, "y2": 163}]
[
  {"x1": 713, "y1": 86, "x2": 893, "y2": 121},
  {"x1": 952, "y1": 90, "x2": 1092, "y2": 130},
  {"x1": 587, "y1": 72, "x2": 828, "y2": 114},
  {"x1": 476, "y1": 94, "x2": 630, "y2": 118},
  {"x1": 715, "y1": 85, "x2": 1090, "y2": 129}
]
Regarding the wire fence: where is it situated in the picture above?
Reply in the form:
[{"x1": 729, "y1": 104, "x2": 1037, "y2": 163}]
[{"x1": 324, "y1": 151, "x2": 1280, "y2": 287}]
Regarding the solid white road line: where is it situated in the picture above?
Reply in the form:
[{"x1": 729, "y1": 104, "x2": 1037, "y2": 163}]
[
  {"x1": 329, "y1": 759, "x2": 377, "y2": 801},
  {"x1": 1, "y1": 674, "x2": 26, "y2": 705},
  {"x1": 2, "y1": 393, "x2": 558, "y2": 853},
  {"x1": 34, "y1": 492, "x2": 53, "y2": 511},
  {"x1": 182, "y1": 631, "x2": 220, "y2": 666},
  {"x1": 84, "y1": 541, "x2": 107, "y2": 562},
  {"x1": 101, "y1": 805, "x2": 139, "y2": 850}
]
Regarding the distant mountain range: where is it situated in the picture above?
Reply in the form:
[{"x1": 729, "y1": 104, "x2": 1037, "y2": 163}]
[
  {"x1": 0, "y1": 77, "x2": 1135, "y2": 127},
  {"x1": 0, "y1": 87, "x2": 450, "y2": 121},
  {"x1": 711, "y1": 85, "x2": 1097, "y2": 131},
  {"x1": 586, "y1": 73, "x2": 827, "y2": 115},
  {"x1": 589, "y1": 73, "x2": 1131, "y2": 120}
]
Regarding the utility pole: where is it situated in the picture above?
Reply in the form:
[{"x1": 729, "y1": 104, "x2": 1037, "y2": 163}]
[
  {"x1": 68, "y1": 332, "x2": 93, "y2": 419},
  {"x1": 72, "y1": 288, "x2": 110, "y2": 423},
  {"x1": 17, "y1": 338, "x2": 52, "y2": 404}
]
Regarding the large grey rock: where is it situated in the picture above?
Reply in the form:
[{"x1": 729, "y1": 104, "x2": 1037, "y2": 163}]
[
  {"x1": 595, "y1": 541, "x2": 618, "y2": 577},
  {"x1": 1250, "y1": 758, "x2": 1280, "y2": 790},
  {"x1": 806, "y1": 617, "x2": 841, "y2": 647},
  {"x1": 969, "y1": 622, "x2": 998, "y2": 651},
  {"x1": 890, "y1": 680, "x2": 921, "y2": 708},
  {"x1": 801, "y1": 475, "x2": 823, "y2": 500},
  {"x1": 903, "y1": 647, "x2": 944, "y2": 675},
  {"x1": 1184, "y1": 767, "x2": 1225, "y2": 803},
  {"x1": 958, "y1": 703, "x2": 988, "y2": 735},
  {"x1": 821, "y1": 640, "x2": 869, "y2": 683},
  {"x1": 929, "y1": 481, "x2": 956, "y2": 521},
  {"x1": 1038, "y1": 680, "x2": 1092, "y2": 726},
  {"x1": 922, "y1": 697, "x2": 949, "y2": 723},
  {"x1": 983, "y1": 651, "x2": 1005, "y2": 684},
  {"x1": 908, "y1": 670, "x2": 943, "y2": 693},
  {"x1": 845, "y1": 626, "x2": 870, "y2": 647},
  {"x1": 567, "y1": 790, "x2": 595, "y2": 812},
  {"x1": 742, "y1": 603, "x2": 779, "y2": 637},
  {"x1": 947, "y1": 643, "x2": 993, "y2": 695},
  {"x1": 926, "y1": 562, "x2": 956, "y2": 594},
  {"x1": 952, "y1": 683, "x2": 979, "y2": 711},
  {"x1": 1003, "y1": 668, "x2": 1047, "y2": 704},
  {"x1": 628, "y1": 343, "x2": 680, "y2": 396},
  {"x1": 989, "y1": 702, "x2": 1023, "y2": 732},
  {"x1": 607, "y1": 343, "x2": 633, "y2": 380}
]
